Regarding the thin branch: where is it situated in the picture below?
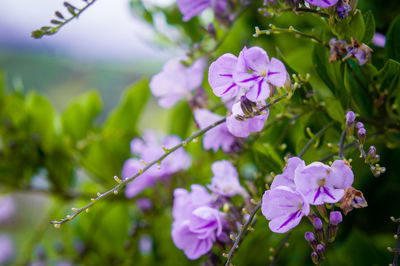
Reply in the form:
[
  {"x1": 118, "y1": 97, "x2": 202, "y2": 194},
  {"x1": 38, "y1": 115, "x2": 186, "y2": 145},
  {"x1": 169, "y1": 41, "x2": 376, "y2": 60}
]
[
  {"x1": 270, "y1": 232, "x2": 291, "y2": 266},
  {"x1": 339, "y1": 130, "x2": 346, "y2": 159},
  {"x1": 390, "y1": 217, "x2": 400, "y2": 266},
  {"x1": 225, "y1": 201, "x2": 262, "y2": 266},
  {"x1": 320, "y1": 142, "x2": 356, "y2": 163},
  {"x1": 280, "y1": 7, "x2": 330, "y2": 18},
  {"x1": 354, "y1": 138, "x2": 367, "y2": 160},
  {"x1": 31, "y1": 0, "x2": 97, "y2": 38},
  {"x1": 298, "y1": 121, "x2": 335, "y2": 158},
  {"x1": 50, "y1": 97, "x2": 287, "y2": 225},
  {"x1": 254, "y1": 25, "x2": 328, "y2": 48}
]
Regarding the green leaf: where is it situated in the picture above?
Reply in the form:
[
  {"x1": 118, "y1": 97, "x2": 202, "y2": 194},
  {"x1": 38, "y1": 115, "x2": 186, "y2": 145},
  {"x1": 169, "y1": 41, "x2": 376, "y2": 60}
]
[
  {"x1": 312, "y1": 44, "x2": 336, "y2": 95},
  {"x1": 386, "y1": 14, "x2": 400, "y2": 62},
  {"x1": 348, "y1": 11, "x2": 366, "y2": 42},
  {"x1": 62, "y1": 90, "x2": 102, "y2": 142},
  {"x1": 362, "y1": 11, "x2": 375, "y2": 44},
  {"x1": 325, "y1": 98, "x2": 345, "y2": 123},
  {"x1": 168, "y1": 101, "x2": 192, "y2": 138},
  {"x1": 104, "y1": 77, "x2": 150, "y2": 132},
  {"x1": 253, "y1": 143, "x2": 284, "y2": 174},
  {"x1": 374, "y1": 59, "x2": 400, "y2": 94},
  {"x1": 344, "y1": 62, "x2": 371, "y2": 116},
  {"x1": 26, "y1": 92, "x2": 55, "y2": 150}
]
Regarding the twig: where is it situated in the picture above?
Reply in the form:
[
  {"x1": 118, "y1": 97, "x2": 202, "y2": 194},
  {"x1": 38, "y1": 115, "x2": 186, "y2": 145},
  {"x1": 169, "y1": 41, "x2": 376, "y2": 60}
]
[
  {"x1": 298, "y1": 121, "x2": 335, "y2": 158},
  {"x1": 390, "y1": 217, "x2": 400, "y2": 266},
  {"x1": 31, "y1": 0, "x2": 97, "y2": 38},
  {"x1": 320, "y1": 142, "x2": 356, "y2": 162},
  {"x1": 353, "y1": 138, "x2": 367, "y2": 160},
  {"x1": 280, "y1": 7, "x2": 330, "y2": 18},
  {"x1": 339, "y1": 130, "x2": 346, "y2": 159},
  {"x1": 50, "y1": 97, "x2": 287, "y2": 225},
  {"x1": 225, "y1": 201, "x2": 262, "y2": 266},
  {"x1": 254, "y1": 25, "x2": 328, "y2": 48}
]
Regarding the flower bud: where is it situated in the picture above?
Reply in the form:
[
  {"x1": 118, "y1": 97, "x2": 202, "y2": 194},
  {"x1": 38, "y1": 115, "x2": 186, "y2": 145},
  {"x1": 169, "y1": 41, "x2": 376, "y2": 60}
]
[
  {"x1": 367, "y1": 146, "x2": 376, "y2": 159},
  {"x1": 311, "y1": 251, "x2": 319, "y2": 265},
  {"x1": 357, "y1": 128, "x2": 366, "y2": 145},
  {"x1": 315, "y1": 205, "x2": 328, "y2": 221},
  {"x1": 313, "y1": 218, "x2": 325, "y2": 242},
  {"x1": 345, "y1": 111, "x2": 355, "y2": 135},
  {"x1": 240, "y1": 96, "x2": 257, "y2": 116},
  {"x1": 305, "y1": 232, "x2": 318, "y2": 251},
  {"x1": 316, "y1": 244, "x2": 326, "y2": 259},
  {"x1": 356, "y1": 122, "x2": 364, "y2": 131},
  {"x1": 328, "y1": 211, "x2": 343, "y2": 242}
]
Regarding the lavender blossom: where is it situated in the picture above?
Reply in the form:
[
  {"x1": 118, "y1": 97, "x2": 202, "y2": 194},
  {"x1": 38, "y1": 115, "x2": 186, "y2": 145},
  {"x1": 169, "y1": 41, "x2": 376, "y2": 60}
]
[
  {"x1": 194, "y1": 109, "x2": 237, "y2": 152},
  {"x1": 234, "y1": 47, "x2": 287, "y2": 102},
  {"x1": 294, "y1": 160, "x2": 354, "y2": 205},
  {"x1": 305, "y1": 0, "x2": 338, "y2": 8},
  {"x1": 345, "y1": 38, "x2": 373, "y2": 66},
  {"x1": 226, "y1": 101, "x2": 269, "y2": 138},
  {"x1": 0, "y1": 196, "x2": 16, "y2": 223},
  {"x1": 177, "y1": 0, "x2": 212, "y2": 22},
  {"x1": 372, "y1": 32, "x2": 386, "y2": 48},
  {"x1": 345, "y1": 111, "x2": 356, "y2": 135},
  {"x1": 171, "y1": 185, "x2": 226, "y2": 259},
  {"x1": 208, "y1": 160, "x2": 248, "y2": 197},
  {"x1": 208, "y1": 53, "x2": 241, "y2": 99},
  {"x1": 261, "y1": 186, "x2": 310, "y2": 233},
  {"x1": 150, "y1": 57, "x2": 206, "y2": 108},
  {"x1": 123, "y1": 130, "x2": 191, "y2": 198},
  {"x1": 0, "y1": 234, "x2": 13, "y2": 264},
  {"x1": 270, "y1": 157, "x2": 305, "y2": 189},
  {"x1": 336, "y1": 0, "x2": 352, "y2": 19}
]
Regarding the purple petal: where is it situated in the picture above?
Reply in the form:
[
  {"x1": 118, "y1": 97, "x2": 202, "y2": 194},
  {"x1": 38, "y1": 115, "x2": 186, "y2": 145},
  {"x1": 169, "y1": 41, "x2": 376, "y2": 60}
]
[
  {"x1": 305, "y1": 0, "x2": 338, "y2": 8},
  {"x1": 266, "y1": 57, "x2": 287, "y2": 87},
  {"x1": 208, "y1": 53, "x2": 240, "y2": 98},
  {"x1": 177, "y1": 0, "x2": 212, "y2": 22}
]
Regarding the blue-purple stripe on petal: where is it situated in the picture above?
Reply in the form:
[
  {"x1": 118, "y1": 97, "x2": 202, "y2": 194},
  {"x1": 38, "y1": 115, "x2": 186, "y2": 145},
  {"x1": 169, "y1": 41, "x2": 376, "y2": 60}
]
[
  {"x1": 313, "y1": 187, "x2": 321, "y2": 203},
  {"x1": 239, "y1": 75, "x2": 259, "y2": 83},
  {"x1": 222, "y1": 83, "x2": 236, "y2": 94},
  {"x1": 323, "y1": 186, "x2": 336, "y2": 200},
  {"x1": 257, "y1": 78, "x2": 264, "y2": 98},
  {"x1": 278, "y1": 210, "x2": 301, "y2": 230}
]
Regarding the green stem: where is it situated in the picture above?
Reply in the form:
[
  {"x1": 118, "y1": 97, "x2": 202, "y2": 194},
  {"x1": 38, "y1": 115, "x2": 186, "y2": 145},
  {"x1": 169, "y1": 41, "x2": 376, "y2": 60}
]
[{"x1": 298, "y1": 121, "x2": 335, "y2": 158}]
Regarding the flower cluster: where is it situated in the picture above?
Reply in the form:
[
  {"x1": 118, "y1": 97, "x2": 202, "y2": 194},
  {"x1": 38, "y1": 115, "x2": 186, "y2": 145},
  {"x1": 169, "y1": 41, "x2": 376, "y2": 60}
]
[
  {"x1": 150, "y1": 57, "x2": 206, "y2": 108},
  {"x1": 122, "y1": 130, "x2": 191, "y2": 198},
  {"x1": 261, "y1": 157, "x2": 354, "y2": 233},
  {"x1": 209, "y1": 46, "x2": 287, "y2": 137},
  {"x1": 171, "y1": 160, "x2": 246, "y2": 259},
  {"x1": 330, "y1": 38, "x2": 373, "y2": 66}
]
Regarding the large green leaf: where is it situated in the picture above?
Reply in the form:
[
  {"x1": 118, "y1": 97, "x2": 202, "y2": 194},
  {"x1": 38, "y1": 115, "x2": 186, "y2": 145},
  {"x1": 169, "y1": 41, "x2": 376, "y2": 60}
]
[
  {"x1": 325, "y1": 98, "x2": 345, "y2": 123},
  {"x1": 62, "y1": 90, "x2": 102, "y2": 142},
  {"x1": 362, "y1": 11, "x2": 375, "y2": 44},
  {"x1": 386, "y1": 14, "x2": 400, "y2": 62}
]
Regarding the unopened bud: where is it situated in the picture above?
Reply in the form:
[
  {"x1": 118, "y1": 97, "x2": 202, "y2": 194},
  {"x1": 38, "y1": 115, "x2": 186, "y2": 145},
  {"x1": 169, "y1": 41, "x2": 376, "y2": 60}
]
[
  {"x1": 345, "y1": 111, "x2": 355, "y2": 135},
  {"x1": 357, "y1": 127, "x2": 366, "y2": 145},
  {"x1": 356, "y1": 122, "x2": 364, "y2": 130},
  {"x1": 54, "y1": 223, "x2": 61, "y2": 229},
  {"x1": 305, "y1": 232, "x2": 318, "y2": 251},
  {"x1": 316, "y1": 244, "x2": 326, "y2": 259},
  {"x1": 313, "y1": 218, "x2": 324, "y2": 242},
  {"x1": 311, "y1": 251, "x2": 319, "y2": 265}
]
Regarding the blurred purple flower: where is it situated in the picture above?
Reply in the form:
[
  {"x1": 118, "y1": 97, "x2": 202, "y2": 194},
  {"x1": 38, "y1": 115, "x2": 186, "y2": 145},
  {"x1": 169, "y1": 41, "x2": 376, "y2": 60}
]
[
  {"x1": 0, "y1": 196, "x2": 16, "y2": 223},
  {"x1": 234, "y1": 46, "x2": 287, "y2": 102},
  {"x1": 139, "y1": 234, "x2": 153, "y2": 255},
  {"x1": 336, "y1": 0, "x2": 352, "y2": 19},
  {"x1": 177, "y1": 0, "x2": 228, "y2": 21},
  {"x1": 270, "y1": 157, "x2": 305, "y2": 189},
  {"x1": 226, "y1": 101, "x2": 269, "y2": 138},
  {"x1": 0, "y1": 234, "x2": 13, "y2": 264},
  {"x1": 294, "y1": 160, "x2": 354, "y2": 205},
  {"x1": 194, "y1": 108, "x2": 237, "y2": 152},
  {"x1": 136, "y1": 197, "x2": 153, "y2": 212},
  {"x1": 372, "y1": 32, "x2": 386, "y2": 48},
  {"x1": 150, "y1": 57, "x2": 206, "y2": 108},
  {"x1": 122, "y1": 130, "x2": 191, "y2": 198},
  {"x1": 171, "y1": 185, "x2": 226, "y2": 259},
  {"x1": 305, "y1": 0, "x2": 338, "y2": 8},
  {"x1": 261, "y1": 186, "x2": 310, "y2": 233},
  {"x1": 208, "y1": 160, "x2": 248, "y2": 197},
  {"x1": 208, "y1": 53, "x2": 241, "y2": 99}
]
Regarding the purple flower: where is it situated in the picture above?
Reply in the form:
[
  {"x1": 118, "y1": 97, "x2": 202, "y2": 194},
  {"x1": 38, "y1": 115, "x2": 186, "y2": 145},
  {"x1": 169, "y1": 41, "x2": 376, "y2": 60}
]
[
  {"x1": 177, "y1": 0, "x2": 228, "y2": 22},
  {"x1": 234, "y1": 47, "x2": 287, "y2": 102},
  {"x1": 336, "y1": 0, "x2": 352, "y2": 19},
  {"x1": 171, "y1": 185, "x2": 226, "y2": 260},
  {"x1": 329, "y1": 211, "x2": 343, "y2": 225},
  {"x1": 122, "y1": 130, "x2": 191, "y2": 198},
  {"x1": 226, "y1": 101, "x2": 269, "y2": 138},
  {"x1": 139, "y1": 234, "x2": 153, "y2": 255},
  {"x1": 270, "y1": 157, "x2": 305, "y2": 189},
  {"x1": 207, "y1": 160, "x2": 248, "y2": 197},
  {"x1": 262, "y1": 186, "x2": 310, "y2": 233},
  {"x1": 208, "y1": 53, "x2": 241, "y2": 99},
  {"x1": 150, "y1": 57, "x2": 205, "y2": 108},
  {"x1": 294, "y1": 160, "x2": 354, "y2": 205},
  {"x1": 194, "y1": 109, "x2": 237, "y2": 152},
  {"x1": 0, "y1": 196, "x2": 16, "y2": 223},
  {"x1": 372, "y1": 32, "x2": 386, "y2": 48},
  {"x1": 0, "y1": 234, "x2": 13, "y2": 264},
  {"x1": 136, "y1": 197, "x2": 153, "y2": 212},
  {"x1": 305, "y1": 0, "x2": 338, "y2": 8}
]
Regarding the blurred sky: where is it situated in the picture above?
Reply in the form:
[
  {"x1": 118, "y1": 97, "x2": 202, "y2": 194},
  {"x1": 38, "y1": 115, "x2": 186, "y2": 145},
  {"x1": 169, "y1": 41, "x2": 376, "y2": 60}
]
[{"x1": 0, "y1": 0, "x2": 178, "y2": 61}]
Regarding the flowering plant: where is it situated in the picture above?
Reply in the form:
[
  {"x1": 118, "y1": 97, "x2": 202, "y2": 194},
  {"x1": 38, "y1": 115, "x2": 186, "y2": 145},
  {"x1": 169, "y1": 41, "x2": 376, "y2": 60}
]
[{"x1": 0, "y1": 0, "x2": 400, "y2": 265}]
